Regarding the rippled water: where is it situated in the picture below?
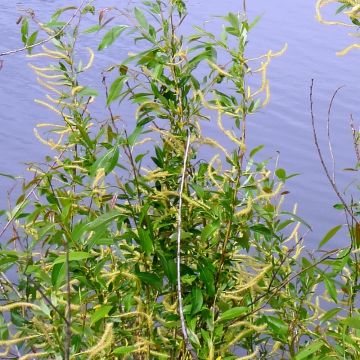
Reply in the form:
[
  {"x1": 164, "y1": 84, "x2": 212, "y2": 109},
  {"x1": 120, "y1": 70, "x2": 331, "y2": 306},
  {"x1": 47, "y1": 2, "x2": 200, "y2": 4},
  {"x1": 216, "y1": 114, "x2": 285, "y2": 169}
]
[{"x1": 0, "y1": 0, "x2": 359, "y2": 247}]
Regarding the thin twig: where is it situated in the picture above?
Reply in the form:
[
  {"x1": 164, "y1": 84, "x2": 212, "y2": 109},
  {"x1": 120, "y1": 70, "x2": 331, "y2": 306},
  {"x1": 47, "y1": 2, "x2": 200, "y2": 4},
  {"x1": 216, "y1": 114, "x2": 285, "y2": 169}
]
[
  {"x1": 176, "y1": 130, "x2": 198, "y2": 360},
  {"x1": 327, "y1": 85, "x2": 344, "y2": 183},
  {"x1": 0, "y1": 150, "x2": 66, "y2": 239},
  {"x1": 350, "y1": 114, "x2": 360, "y2": 164},
  {"x1": 239, "y1": 247, "x2": 341, "y2": 321},
  {"x1": 64, "y1": 234, "x2": 71, "y2": 360},
  {"x1": 310, "y1": 79, "x2": 358, "y2": 225},
  {"x1": 27, "y1": 278, "x2": 71, "y2": 326},
  {"x1": 0, "y1": 0, "x2": 88, "y2": 57}
]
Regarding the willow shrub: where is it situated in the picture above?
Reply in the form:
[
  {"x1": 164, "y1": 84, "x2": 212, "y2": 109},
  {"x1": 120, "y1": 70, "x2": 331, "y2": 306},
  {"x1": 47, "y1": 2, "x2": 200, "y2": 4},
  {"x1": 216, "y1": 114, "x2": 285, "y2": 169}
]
[{"x1": 0, "y1": 1, "x2": 359, "y2": 359}]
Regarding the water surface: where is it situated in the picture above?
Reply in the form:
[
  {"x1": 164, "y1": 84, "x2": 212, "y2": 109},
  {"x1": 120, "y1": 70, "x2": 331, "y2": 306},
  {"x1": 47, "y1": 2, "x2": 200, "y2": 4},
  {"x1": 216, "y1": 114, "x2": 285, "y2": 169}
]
[{"x1": 0, "y1": 0, "x2": 358, "y2": 247}]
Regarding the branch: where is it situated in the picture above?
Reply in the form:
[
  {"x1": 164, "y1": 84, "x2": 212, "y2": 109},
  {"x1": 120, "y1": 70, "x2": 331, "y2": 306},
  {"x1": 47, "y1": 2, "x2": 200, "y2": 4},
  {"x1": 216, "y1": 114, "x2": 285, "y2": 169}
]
[
  {"x1": 310, "y1": 79, "x2": 358, "y2": 226},
  {"x1": 350, "y1": 115, "x2": 360, "y2": 165},
  {"x1": 327, "y1": 85, "x2": 344, "y2": 183},
  {"x1": 176, "y1": 130, "x2": 198, "y2": 360},
  {"x1": 0, "y1": 0, "x2": 88, "y2": 57},
  {"x1": 0, "y1": 149, "x2": 66, "y2": 239}
]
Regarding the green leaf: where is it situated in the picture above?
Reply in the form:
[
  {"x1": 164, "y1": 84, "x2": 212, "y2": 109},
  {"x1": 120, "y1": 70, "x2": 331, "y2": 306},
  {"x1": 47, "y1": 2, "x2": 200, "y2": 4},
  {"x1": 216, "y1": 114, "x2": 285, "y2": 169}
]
[
  {"x1": 136, "y1": 272, "x2": 162, "y2": 291},
  {"x1": 90, "y1": 146, "x2": 119, "y2": 175},
  {"x1": 281, "y1": 211, "x2": 312, "y2": 231},
  {"x1": 158, "y1": 253, "x2": 176, "y2": 284},
  {"x1": 198, "y1": 263, "x2": 215, "y2": 297},
  {"x1": 90, "y1": 305, "x2": 113, "y2": 325},
  {"x1": 275, "y1": 168, "x2": 286, "y2": 181},
  {"x1": 98, "y1": 25, "x2": 128, "y2": 51},
  {"x1": 138, "y1": 227, "x2": 153, "y2": 255},
  {"x1": 250, "y1": 224, "x2": 272, "y2": 237},
  {"x1": 341, "y1": 316, "x2": 360, "y2": 329},
  {"x1": 324, "y1": 276, "x2": 338, "y2": 303},
  {"x1": 319, "y1": 225, "x2": 342, "y2": 249},
  {"x1": 113, "y1": 345, "x2": 137, "y2": 355},
  {"x1": 295, "y1": 340, "x2": 324, "y2": 360},
  {"x1": 51, "y1": 263, "x2": 65, "y2": 289},
  {"x1": 333, "y1": 203, "x2": 344, "y2": 210},
  {"x1": 127, "y1": 125, "x2": 144, "y2": 146},
  {"x1": 8, "y1": 200, "x2": 30, "y2": 220},
  {"x1": 83, "y1": 24, "x2": 102, "y2": 34},
  {"x1": 53, "y1": 252, "x2": 93, "y2": 265},
  {"x1": 78, "y1": 87, "x2": 99, "y2": 97},
  {"x1": 266, "y1": 316, "x2": 288, "y2": 336},
  {"x1": 26, "y1": 31, "x2": 38, "y2": 54},
  {"x1": 249, "y1": 144, "x2": 264, "y2": 158},
  {"x1": 106, "y1": 76, "x2": 127, "y2": 105},
  {"x1": 85, "y1": 210, "x2": 123, "y2": 231},
  {"x1": 320, "y1": 307, "x2": 343, "y2": 323},
  {"x1": 21, "y1": 18, "x2": 29, "y2": 44},
  {"x1": 201, "y1": 220, "x2": 220, "y2": 242},
  {"x1": 191, "y1": 287, "x2": 203, "y2": 315},
  {"x1": 0, "y1": 172, "x2": 16, "y2": 180},
  {"x1": 218, "y1": 307, "x2": 247, "y2": 322},
  {"x1": 134, "y1": 7, "x2": 149, "y2": 30}
]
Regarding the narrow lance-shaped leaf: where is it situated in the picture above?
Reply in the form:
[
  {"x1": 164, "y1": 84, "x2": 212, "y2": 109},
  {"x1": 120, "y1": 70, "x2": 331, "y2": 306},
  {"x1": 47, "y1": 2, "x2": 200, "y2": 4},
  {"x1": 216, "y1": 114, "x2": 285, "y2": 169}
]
[
  {"x1": 318, "y1": 224, "x2": 342, "y2": 249},
  {"x1": 98, "y1": 25, "x2": 128, "y2": 50}
]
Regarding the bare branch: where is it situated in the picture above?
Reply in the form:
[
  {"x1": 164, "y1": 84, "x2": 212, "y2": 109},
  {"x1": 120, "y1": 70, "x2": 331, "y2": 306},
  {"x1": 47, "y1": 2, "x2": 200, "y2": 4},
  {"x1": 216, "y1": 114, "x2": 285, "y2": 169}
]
[
  {"x1": 350, "y1": 114, "x2": 360, "y2": 165},
  {"x1": 0, "y1": 150, "x2": 66, "y2": 239},
  {"x1": 327, "y1": 85, "x2": 344, "y2": 183},
  {"x1": 177, "y1": 130, "x2": 198, "y2": 360},
  {"x1": 310, "y1": 79, "x2": 358, "y2": 226},
  {"x1": 0, "y1": 0, "x2": 88, "y2": 57}
]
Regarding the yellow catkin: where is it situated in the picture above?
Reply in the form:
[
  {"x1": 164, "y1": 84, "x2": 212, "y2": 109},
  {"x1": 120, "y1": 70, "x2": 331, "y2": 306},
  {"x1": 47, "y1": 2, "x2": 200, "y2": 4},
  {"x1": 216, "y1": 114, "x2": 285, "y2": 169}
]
[
  {"x1": 149, "y1": 350, "x2": 170, "y2": 358},
  {"x1": 42, "y1": 45, "x2": 72, "y2": 62},
  {"x1": 71, "y1": 86, "x2": 84, "y2": 95},
  {"x1": 336, "y1": 43, "x2": 360, "y2": 56},
  {"x1": 45, "y1": 94, "x2": 85, "y2": 111},
  {"x1": 111, "y1": 311, "x2": 153, "y2": 330},
  {"x1": 153, "y1": 190, "x2": 210, "y2": 210},
  {"x1": 229, "y1": 321, "x2": 268, "y2": 332},
  {"x1": 135, "y1": 101, "x2": 163, "y2": 120},
  {"x1": 36, "y1": 123, "x2": 67, "y2": 129},
  {"x1": 316, "y1": 0, "x2": 355, "y2": 26},
  {"x1": 34, "y1": 99, "x2": 62, "y2": 115},
  {"x1": 0, "y1": 302, "x2": 41, "y2": 312},
  {"x1": 200, "y1": 137, "x2": 231, "y2": 159},
  {"x1": 223, "y1": 264, "x2": 272, "y2": 295},
  {"x1": 33, "y1": 128, "x2": 62, "y2": 150},
  {"x1": 0, "y1": 347, "x2": 10, "y2": 357},
  {"x1": 28, "y1": 64, "x2": 57, "y2": 72},
  {"x1": 284, "y1": 222, "x2": 300, "y2": 244},
  {"x1": 207, "y1": 154, "x2": 224, "y2": 192},
  {"x1": 236, "y1": 347, "x2": 259, "y2": 360},
  {"x1": 268, "y1": 341, "x2": 282, "y2": 356},
  {"x1": 235, "y1": 198, "x2": 253, "y2": 217},
  {"x1": 217, "y1": 109, "x2": 245, "y2": 149},
  {"x1": 92, "y1": 168, "x2": 106, "y2": 189},
  {"x1": 0, "y1": 334, "x2": 41, "y2": 346},
  {"x1": 226, "y1": 328, "x2": 265, "y2": 349},
  {"x1": 27, "y1": 52, "x2": 65, "y2": 60},
  {"x1": 262, "y1": 80, "x2": 270, "y2": 106},
  {"x1": 82, "y1": 47, "x2": 94, "y2": 71},
  {"x1": 254, "y1": 183, "x2": 283, "y2": 202},
  {"x1": 73, "y1": 322, "x2": 113, "y2": 359},
  {"x1": 34, "y1": 69, "x2": 64, "y2": 79},
  {"x1": 19, "y1": 352, "x2": 50, "y2": 360},
  {"x1": 143, "y1": 170, "x2": 171, "y2": 181},
  {"x1": 207, "y1": 60, "x2": 233, "y2": 77},
  {"x1": 36, "y1": 77, "x2": 63, "y2": 95},
  {"x1": 134, "y1": 137, "x2": 153, "y2": 146}
]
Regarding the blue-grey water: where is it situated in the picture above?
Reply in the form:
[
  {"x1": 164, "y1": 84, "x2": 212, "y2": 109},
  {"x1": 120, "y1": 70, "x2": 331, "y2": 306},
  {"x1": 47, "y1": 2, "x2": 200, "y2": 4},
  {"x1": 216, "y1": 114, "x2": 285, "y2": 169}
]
[{"x1": 0, "y1": 0, "x2": 358, "y2": 248}]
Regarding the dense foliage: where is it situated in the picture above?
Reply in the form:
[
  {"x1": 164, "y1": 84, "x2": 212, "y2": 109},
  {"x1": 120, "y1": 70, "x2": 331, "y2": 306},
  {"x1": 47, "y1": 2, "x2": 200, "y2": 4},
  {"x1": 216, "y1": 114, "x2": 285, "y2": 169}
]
[{"x1": 0, "y1": 1, "x2": 359, "y2": 359}]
